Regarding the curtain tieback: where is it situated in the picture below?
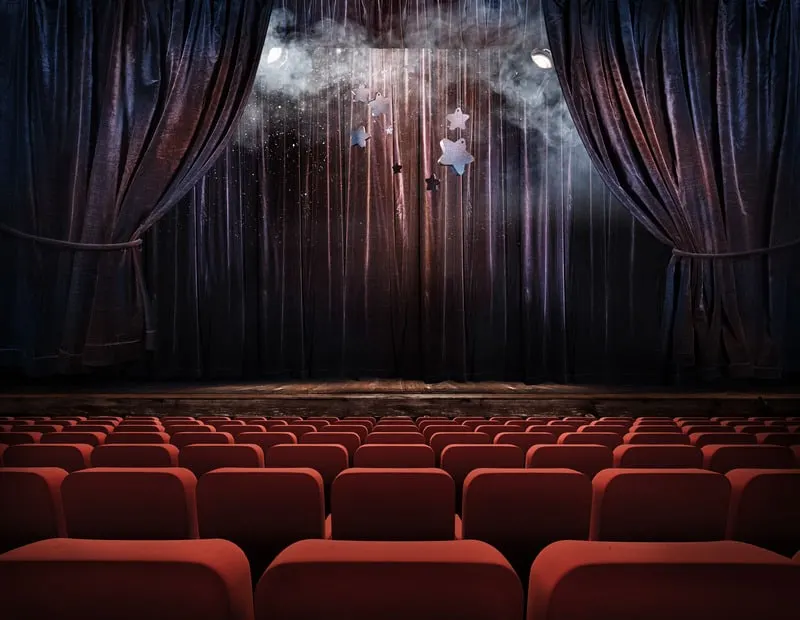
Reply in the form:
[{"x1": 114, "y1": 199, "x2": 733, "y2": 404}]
[
  {"x1": 0, "y1": 222, "x2": 155, "y2": 350},
  {"x1": 672, "y1": 237, "x2": 800, "y2": 259}
]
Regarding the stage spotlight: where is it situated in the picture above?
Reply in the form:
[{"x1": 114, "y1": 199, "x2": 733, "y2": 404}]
[
  {"x1": 531, "y1": 49, "x2": 553, "y2": 69},
  {"x1": 266, "y1": 47, "x2": 285, "y2": 65}
]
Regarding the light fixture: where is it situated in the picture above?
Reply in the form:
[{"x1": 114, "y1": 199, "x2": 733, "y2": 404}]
[
  {"x1": 266, "y1": 47, "x2": 285, "y2": 65},
  {"x1": 531, "y1": 48, "x2": 553, "y2": 69}
]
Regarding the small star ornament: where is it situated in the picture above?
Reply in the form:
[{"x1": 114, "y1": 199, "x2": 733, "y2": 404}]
[
  {"x1": 425, "y1": 174, "x2": 441, "y2": 191},
  {"x1": 351, "y1": 126, "x2": 370, "y2": 148},
  {"x1": 353, "y1": 84, "x2": 371, "y2": 103},
  {"x1": 368, "y1": 93, "x2": 392, "y2": 118},
  {"x1": 446, "y1": 107, "x2": 470, "y2": 131},
  {"x1": 392, "y1": 163, "x2": 403, "y2": 174},
  {"x1": 385, "y1": 125, "x2": 394, "y2": 135},
  {"x1": 438, "y1": 138, "x2": 474, "y2": 176}
]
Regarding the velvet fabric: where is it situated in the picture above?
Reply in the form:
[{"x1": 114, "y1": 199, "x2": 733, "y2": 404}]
[
  {"x1": 543, "y1": 0, "x2": 800, "y2": 378},
  {"x1": 0, "y1": 0, "x2": 272, "y2": 372}
]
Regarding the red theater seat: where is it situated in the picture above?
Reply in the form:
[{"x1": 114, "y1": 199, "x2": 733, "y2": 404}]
[
  {"x1": 526, "y1": 424, "x2": 574, "y2": 438},
  {"x1": 422, "y1": 424, "x2": 468, "y2": 442},
  {"x1": 255, "y1": 539, "x2": 523, "y2": 620},
  {"x1": 756, "y1": 432, "x2": 800, "y2": 446},
  {"x1": 613, "y1": 444, "x2": 703, "y2": 468},
  {"x1": 702, "y1": 444, "x2": 796, "y2": 473},
  {"x1": 324, "y1": 424, "x2": 370, "y2": 442},
  {"x1": 171, "y1": 431, "x2": 234, "y2": 449},
  {"x1": 474, "y1": 425, "x2": 514, "y2": 440},
  {"x1": 91, "y1": 444, "x2": 180, "y2": 468},
  {"x1": 260, "y1": 420, "x2": 295, "y2": 430},
  {"x1": 0, "y1": 539, "x2": 254, "y2": 620},
  {"x1": 690, "y1": 432, "x2": 756, "y2": 448},
  {"x1": 629, "y1": 425, "x2": 681, "y2": 433},
  {"x1": 116, "y1": 424, "x2": 164, "y2": 433},
  {"x1": 525, "y1": 444, "x2": 612, "y2": 478},
  {"x1": 681, "y1": 425, "x2": 729, "y2": 435},
  {"x1": 623, "y1": 432, "x2": 690, "y2": 445},
  {"x1": 494, "y1": 432, "x2": 556, "y2": 452},
  {"x1": 352, "y1": 444, "x2": 436, "y2": 468},
  {"x1": 166, "y1": 424, "x2": 214, "y2": 435},
  {"x1": 726, "y1": 469, "x2": 800, "y2": 557},
  {"x1": 372, "y1": 424, "x2": 420, "y2": 434},
  {"x1": 462, "y1": 469, "x2": 591, "y2": 576},
  {"x1": 41, "y1": 431, "x2": 106, "y2": 446},
  {"x1": 236, "y1": 431, "x2": 298, "y2": 455},
  {"x1": 198, "y1": 468, "x2": 325, "y2": 581},
  {"x1": 216, "y1": 424, "x2": 268, "y2": 437},
  {"x1": 590, "y1": 469, "x2": 730, "y2": 542},
  {"x1": 12, "y1": 424, "x2": 64, "y2": 434},
  {"x1": 62, "y1": 468, "x2": 198, "y2": 539},
  {"x1": 366, "y1": 431, "x2": 426, "y2": 444},
  {"x1": 0, "y1": 468, "x2": 67, "y2": 553},
  {"x1": 0, "y1": 432, "x2": 43, "y2": 446},
  {"x1": 558, "y1": 432, "x2": 622, "y2": 449},
  {"x1": 429, "y1": 432, "x2": 491, "y2": 462},
  {"x1": 302, "y1": 420, "x2": 331, "y2": 431},
  {"x1": 265, "y1": 444, "x2": 349, "y2": 489},
  {"x1": 418, "y1": 420, "x2": 458, "y2": 432},
  {"x1": 279, "y1": 424, "x2": 322, "y2": 440},
  {"x1": 526, "y1": 540, "x2": 800, "y2": 620},
  {"x1": 330, "y1": 468, "x2": 457, "y2": 541},
  {"x1": 301, "y1": 432, "x2": 362, "y2": 461},
  {"x1": 179, "y1": 444, "x2": 265, "y2": 476},
  {"x1": 105, "y1": 431, "x2": 170, "y2": 444},
  {"x1": 441, "y1": 444, "x2": 524, "y2": 493},
  {"x1": 3, "y1": 444, "x2": 93, "y2": 472}
]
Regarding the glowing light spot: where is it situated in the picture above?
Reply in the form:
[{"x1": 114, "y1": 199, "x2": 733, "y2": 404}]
[
  {"x1": 266, "y1": 48, "x2": 284, "y2": 64},
  {"x1": 531, "y1": 49, "x2": 553, "y2": 70}
]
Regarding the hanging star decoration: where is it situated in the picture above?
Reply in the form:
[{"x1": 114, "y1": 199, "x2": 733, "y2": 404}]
[
  {"x1": 392, "y1": 163, "x2": 403, "y2": 174},
  {"x1": 438, "y1": 138, "x2": 474, "y2": 176},
  {"x1": 425, "y1": 174, "x2": 441, "y2": 191},
  {"x1": 385, "y1": 125, "x2": 394, "y2": 135},
  {"x1": 351, "y1": 126, "x2": 370, "y2": 148},
  {"x1": 446, "y1": 107, "x2": 470, "y2": 131},
  {"x1": 368, "y1": 93, "x2": 392, "y2": 118},
  {"x1": 352, "y1": 84, "x2": 371, "y2": 103}
]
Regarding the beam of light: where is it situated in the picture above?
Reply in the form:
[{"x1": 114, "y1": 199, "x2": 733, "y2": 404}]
[
  {"x1": 531, "y1": 49, "x2": 553, "y2": 70},
  {"x1": 266, "y1": 47, "x2": 284, "y2": 64}
]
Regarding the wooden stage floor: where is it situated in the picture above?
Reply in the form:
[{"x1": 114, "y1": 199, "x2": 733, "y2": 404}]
[{"x1": 1, "y1": 380, "x2": 798, "y2": 418}]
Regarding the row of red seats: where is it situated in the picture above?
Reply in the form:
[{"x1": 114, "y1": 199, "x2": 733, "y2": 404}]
[
  {"x1": 1, "y1": 537, "x2": 798, "y2": 619},
  {"x1": 2, "y1": 465, "x2": 798, "y2": 570},
  {"x1": 2, "y1": 437, "x2": 798, "y2": 478}
]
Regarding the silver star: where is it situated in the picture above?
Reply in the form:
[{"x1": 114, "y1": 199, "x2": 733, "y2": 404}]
[
  {"x1": 368, "y1": 93, "x2": 392, "y2": 118},
  {"x1": 351, "y1": 126, "x2": 370, "y2": 148},
  {"x1": 352, "y1": 84, "x2": 371, "y2": 103},
  {"x1": 385, "y1": 125, "x2": 394, "y2": 135},
  {"x1": 446, "y1": 107, "x2": 470, "y2": 131},
  {"x1": 438, "y1": 138, "x2": 474, "y2": 176}
]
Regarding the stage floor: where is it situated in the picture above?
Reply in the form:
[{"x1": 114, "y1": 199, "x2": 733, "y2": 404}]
[{"x1": 1, "y1": 380, "x2": 798, "y2": 418}]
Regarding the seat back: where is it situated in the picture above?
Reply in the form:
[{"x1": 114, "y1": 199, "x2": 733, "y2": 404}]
[
  {"x1": 91, "y1": 444, "x2": 180, "y2": 468},
  {"x1": 105, "y1": 432, "x2": 170, "y2": 445},
  {"x1": 612, "y1": 444, "x2": 703, "y2": 468},
  {"x1": 0, "y1": 468, "x2": 67, "y2": 553},
  {"x1": 558, "y1": 432, "x2": 622, "y2": 449},
  {"x1": 702, "y1": 445, "x2": 796, "y2": 474},
  {"x1": 365, "y1": 432, "x2": 426, "y2": 444},
  {"x1": 352, "y1": 444, "x2": 436, "y2": 468},
  {"x1": 624, "y1": 432, "x2": 690, "y2": 445},
  {"x1": 726, "y1": 469, "x2": 800, "y2": 557},
  {"x1": 301, "y1": 432, "x2": 362, "y2": 462},
  {"x1": 330, "y1": 468, "x2": 456, "y2": 541},
  {"x1": 462, "y1": 468, "x2": 591, "y2": 574},
  {"x1": 265, "y1": 444, "x2": 349, "y2": 487},
  {"x1": 590, "y1": 469, "x2": 730, "y2": 541},
  {"x1": 526, "y1": 540, "x2": 800, "y2": 620},
  {"x1": 41, "y1": 432, "x2": 106, "y2": 446},
  {"x1": 0, "y1": 539, "x2": 254, "y2": 620},
  {"x1": 179, "y1": 444, "x2": 265, "y2": 477},
  {"x1": 62, "y1": 468, "x2": 198, "y2": 539},
  {"x1": 255, "y1": 539, "x2": 523, "y2": 620},
  {"x1": 525, "y1": 444, "x2": 613, "y2": 478},
  {"x1": 171, "y1": 432, "x2": 234, "y2": 449},
  {"x1": 4, "y1": 444, "x2": 93, "y2": 472}
]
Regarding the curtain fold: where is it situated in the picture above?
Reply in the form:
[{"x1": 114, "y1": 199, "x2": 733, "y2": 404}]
[
  {"x1": 543, "y1": 0, "x2": 800, "y2": 379},
  {"x1": 0, "y1": 0, "x2": 272, "y2": 373}
]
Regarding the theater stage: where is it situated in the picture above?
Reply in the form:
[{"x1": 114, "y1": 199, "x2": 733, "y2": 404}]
[{"x1": 0, "y1": 380, "x2": 798, "y2": 419}]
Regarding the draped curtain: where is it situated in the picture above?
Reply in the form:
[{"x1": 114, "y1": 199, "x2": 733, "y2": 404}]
[
  {"x1": 145, "y1": 42, "x2": 670, "y2": 382},
  {"x1": 543, "y1": 0, "x2": 800, "y2": 379},
  {"x1": 0, "y1": 0, "x2": 272, "y2": 373}
]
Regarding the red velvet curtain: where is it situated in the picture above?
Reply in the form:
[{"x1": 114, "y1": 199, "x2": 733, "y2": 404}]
[
  {"x1": 543, "y1": 0, "x2": 800, "y2": 379},
  {"x1": 0, "y1": 0, "x2": 272, "y2": 373}
]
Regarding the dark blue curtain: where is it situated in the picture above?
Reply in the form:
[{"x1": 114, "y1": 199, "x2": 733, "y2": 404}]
[
  {"x1": 543, "y1": 0, "x2": 800, "y2": 379},
  {"x1": 0, "y1": 0, "x2": 272, "y2": 374}
]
